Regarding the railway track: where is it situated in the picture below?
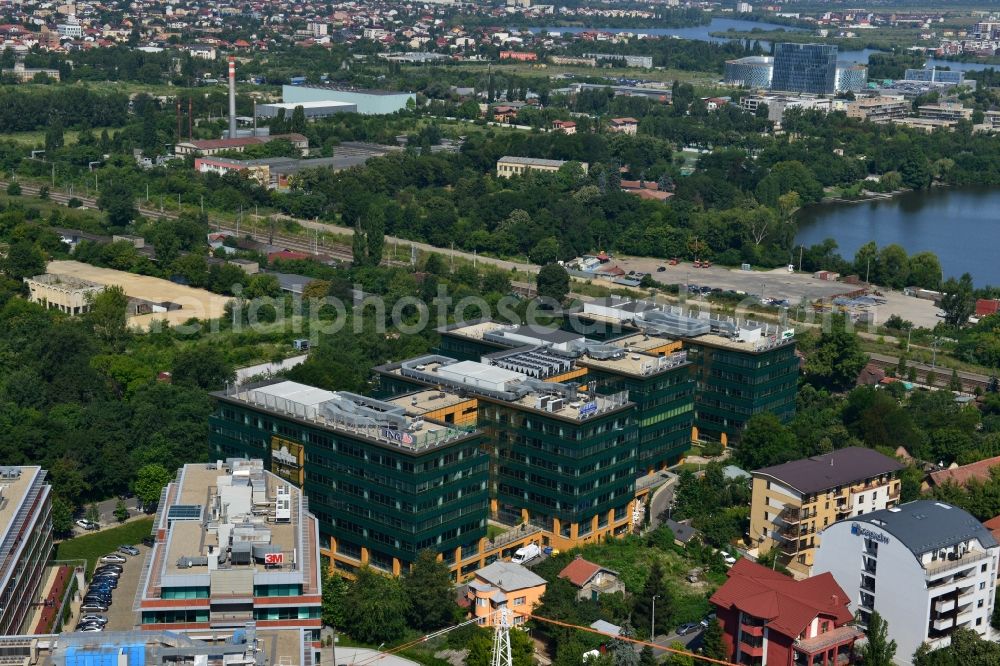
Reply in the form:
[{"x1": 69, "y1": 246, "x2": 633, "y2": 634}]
[{"x1": 867, "y1": 353, "x2": 990, "y2": 393}]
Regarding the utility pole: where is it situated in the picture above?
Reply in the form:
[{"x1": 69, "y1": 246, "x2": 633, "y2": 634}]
[
  {"x1": 865, "y1": 257, "x2": 871, "y2": 285},
  {"x1": 798, "y1": 245, "x2": 803, "y2": 272},
  {"x1": 651, "y1": 594, "x2": 659, "y2": 641},
  {"x1": 146, "y1": 183, "x2": 149, "y2": 202}
]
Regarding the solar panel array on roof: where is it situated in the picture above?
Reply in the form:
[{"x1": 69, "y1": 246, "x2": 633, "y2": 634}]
[
  {"x1": 487, "y1": 347, "x2": 575, "y2": 379},
  {"x1": 167, "y1": 504, "x2": 203, "y2": 521}
]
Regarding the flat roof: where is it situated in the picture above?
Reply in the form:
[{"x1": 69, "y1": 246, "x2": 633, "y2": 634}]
[
  {"x1": 577, "y1": 350, "x2": 689, "y2": 377},
  {"x1": 261, "y1": 100, "x2": 356, "y2": 110},
  {"x1": 386, "y1": 390, "x2": 472, "y2": 416},
  {"x1": 754, "y1": 447, "x2": 904, "y2": 495},
  {"x1": 855, "y1": 500, "x2": 998, "y2": 556},
  {"x1": 287, "y1": 83, "x2": 412, "y2": 96},
  {"x1": 0, "y1": 467, "x2": 41, "y2": 546},
  {"x1": 442, "y1": 320, "x2": 508, "y2": 341},
  {"x1": 687, "y1": 332, "x2": 794, "y2": 353},
  {"x1": 497, "y1": 156, "x2": 569, "y2": 168},
  {"x1": 218, "y1": 380, "x2": 474, "y2": 451}
]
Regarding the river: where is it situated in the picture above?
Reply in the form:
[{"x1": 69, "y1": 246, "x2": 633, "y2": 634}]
[{"x1": 795, "y1": 188, "x2": 1000, "y2": 286}]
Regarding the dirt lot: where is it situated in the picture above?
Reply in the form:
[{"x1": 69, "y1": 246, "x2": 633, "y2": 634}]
[{"x1": 47, "y1": 261, "x2": 230, "y2": 329}]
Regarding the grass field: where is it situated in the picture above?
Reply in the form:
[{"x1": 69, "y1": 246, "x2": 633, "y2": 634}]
[{"x1": 53, "y1": 518, "x2": 154, "y2": 573}]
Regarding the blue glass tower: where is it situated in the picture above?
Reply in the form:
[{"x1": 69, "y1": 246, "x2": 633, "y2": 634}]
[{"x1": 771, "y1": 43, "x2": 838, "y2": 94}]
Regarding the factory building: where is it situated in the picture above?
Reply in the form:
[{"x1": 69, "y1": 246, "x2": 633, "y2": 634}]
[{"x1": 280, "y1": 85, "x2": 415, "y2": 115}]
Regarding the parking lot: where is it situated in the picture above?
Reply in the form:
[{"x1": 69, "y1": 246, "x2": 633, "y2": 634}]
[{"x1": 79, "y1": 544, "x2": 149, "y2": 632}]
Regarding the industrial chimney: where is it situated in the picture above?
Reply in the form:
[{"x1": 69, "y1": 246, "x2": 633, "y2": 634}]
[{"x1": 228, "y1": 55, "x2": 237, "y2": 139}]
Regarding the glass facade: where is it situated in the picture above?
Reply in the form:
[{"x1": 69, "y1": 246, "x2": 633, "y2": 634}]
[
  {"x1": 771, "y1": 43, "x2": 838, "y2": 94},
  {"x1": 724, "y1": 57, "x2": 774, "y2": 89},
  {"x1": 585, "y1": 365, "x2": 694, "y2": 471},
  {"x1": 480, "y1": 400, "x2": 637, "y2": 535},
  {"x1": 685, "y1": 339, "x2": 798, "y2": 443},
  {"x1": 209, "y1": 403, "x2": 490, "y2": 572},
  {"x1": 835, "y1": 64, "x2": 868, "y2": 93}
]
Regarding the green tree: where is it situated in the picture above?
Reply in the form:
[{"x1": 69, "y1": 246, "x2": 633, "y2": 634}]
[
  {"x1": 97, "y1": 181, "x2": 138, "y2": 229},
  {"x1": 51, "y1": 496, "x2": 74, "y2": 536},
  {"x1": 638, "y1": 646, "x2": 656, "y2": 666},
  {"x1": 529, "y1": 237, "x2": 560, "y2": 266},
  {"x1": 114, "y1": 499, "x2": 129, "y2": 523},
  {"x1": 940, "y1": 273, "x2": 975, "y2": 327},
  {"x1": 536, "y1": 263, "x2": 570, "y2": 304},
  {"x1": 2, "y1": 240, "x2": 45, "y2": 280},
  {"x1": 172, "y1": 346, "x2": 235, "y2": 390},
  {"x1": 85, "y1": 503, "x2": 100, "y2": 525},
  {"x1": 87, "y1": 285, "x2": 129, "y2": 352},
  {"x1": 510, "y1": 626, "x2": 535, "y2": 666},
  {"x1": 735, "y1": 413, "x2": 800, "y2": 469},
  {"x1": 290, "y1": 105, "x2": 306, "y2": 133},
  {"x1": 45, "y1": 115, "x2": 64, "y2": 152},
  {"x1": 878, "y1": 244, "x2": 909, "y2": 289},
  {"x1": 861, "y1": 612, "x2": 897, "y2": 666},
  {"x1": 466, "y1": 631, "x2": 492, "y2": 666},
  {"x1": 134, "y1": 463, "x2": 173, "y2": 509},
  {"x1": 631, "y1": 560, "x2": 671, "y2": 638},
  {"x1": 245, "y1": 274, "x2": 282, "y2": 299},
  {"x1": 321, "y1": 568, "x2": 349, "y2": 629},
  {"x1": 364, "y1": 205, "x2": 386, "y2": 267},
  {"x1": 403, "y1": 549, "x2": 460, "y2": 631},
  {"x1": 908, "y1": 252, "x2": 942, "y2": 290},
  {"x1": 341, "y1": 567, "x2": 410, "y2": 644},
  {"x1": 6, "y1": 181, "x2": 20, "y2": 196},
  {"x1": 665, "y1": 642, "x2": 693, "y2": 666},
  {"x1": 950, "y1": 369, "x2": 963, "y2": 392},
  {"x1": 805, "y1": 316, "x2": 867, "y2": 392},
  {"x1": 701, "y1": 615, "x2": 726, "y2": 660}
]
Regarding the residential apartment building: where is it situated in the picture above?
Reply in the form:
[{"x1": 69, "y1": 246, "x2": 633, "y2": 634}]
[
  {"x1": 496, "y1": 156, "x2": 589, "y2": 177},
  {"x1": 771, "y1": 43, "x2": 839, "y2": 94},
  {"x1": 845, "y1": 96, "x2": 909, "y2": 123},
  {"x1": 814, "y1": 501, "x2": 999, "y2": 664},
  {"x1": 466, "y1": 561, "x2": 546, "y2": 626},
  {"x1": 137, "y1": 459, "x2": 322, "y2": 634},
  {"x1": 917, "y1": 102, "x2": 973, "y2": 122},
  {"x1": 710, "y1": 559, "x2": 862, "y2": 666},
  {"x1": 739, "y1": 93, "x2": 833, "y2": 125},
  {"x1": 750, "y1": 448, "x2": 904, "y2": 577},
  {"x1": 209, "y1": 383, "x2": 494, "y2": 579},
  {"x1": 0, "y1": 466, "x2": 53, "y2": 636}
]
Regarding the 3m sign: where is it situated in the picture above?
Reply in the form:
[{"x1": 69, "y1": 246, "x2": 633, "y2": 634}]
[{"x1": 264, "y1": 552, "x2": 284, "y2": 565}]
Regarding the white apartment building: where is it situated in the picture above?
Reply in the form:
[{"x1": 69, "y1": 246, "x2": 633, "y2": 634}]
[{"x1": 814, "y1": 501, "x2": 998, "y2": 665}]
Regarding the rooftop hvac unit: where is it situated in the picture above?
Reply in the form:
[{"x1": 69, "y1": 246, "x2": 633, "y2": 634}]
[
  {"x1": 535, "y1": 395, "x2": 549, "y2": 410},
  {"x1": 548, "y1": 398, "x2": 564, "y2": 412}
]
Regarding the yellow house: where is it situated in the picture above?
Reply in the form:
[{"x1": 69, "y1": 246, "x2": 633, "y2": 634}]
[
  {"x1": 466, "y1": 561, "x2": 546, "y2": 627},
  {"x1": 749, "y1": 447, "x2": 903, "y2": 577}
]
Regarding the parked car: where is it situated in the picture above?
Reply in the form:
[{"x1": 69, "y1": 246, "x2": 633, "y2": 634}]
[
  {"x1": 677, "y1": 623, "x2": 700, "y2": 636},
  {"x1": 141, "y1": 536, "x2": 155, "y2": 547},
  {"x1": 119, "y1": 545, "x2": 140, "y2": 556},
  {"x1": 721, "y1": 552, "x2": 737, "y2": 565},
  {"x1": 78, "y1": 624, "x2": 103, "y2": 632},
  {"x1": 89, "y1": 582, "x2": 116, "y2": 592},
  {"x1": 80, "y1": 602, "x2": 108, "y2": 613},
  {"x1": 101, "y1": 553, "x2": 127, "y2": 564},
  {"x1": 92, "y1": 571, "x2": 120, "y2": 580},
  {"x1": 700, "y1": 612, "x2": 717, "y2": 628},
  {"x1": 79, "y1": 615, "x2": 108, "y2": 626},
  {"x1": 657, "y1": 266, "x2": 666, "y2": 272},
  {"x1": 75, "y1": 519, "x2": 98, "y2": 531},
  {"x1": 96, "y1": 563, "x2": 123, "y2": 572}
]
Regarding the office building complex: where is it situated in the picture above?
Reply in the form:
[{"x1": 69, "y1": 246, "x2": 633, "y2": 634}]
[
  {"x1": 496, "y1": 156, "x2": 589, "y2": 177},
  {"x1": 429, "y1": 319, "x2": 694, "y2": 470},
  {"x1": 136, "y1": 459, "x2": 322, "y2": 633},
  {"x1": 710, "y1": 559, "x2": 862, "y2": 666},
  {"x1": 0, "y1": 466, "x2": 53, "y2": 636},
  {"x1": 845, "y1": 96, "x2": 909, "y2": 123},
  {"x1": 375, "y1": 353, "x2": 640, "y2": 547},
  {"x1": 210, "y1": 383, "x2": 496, "y2": 577},
  {"x1": 835, "y1": 63, "x2": 868, "y2": 93},
  {"x1": 566, "y1": 297, "x2": 797, "y2": 444},
  {"x1": 771, "y1": 43, "x2": 839, "y2": 94},
  {"x1": 738, "y1": 93, "x2": 833, "y2": 125},
  {"x1": 750, "y1": 448, "x2": 903, "y2": 577},
  {"x1": 904, "y1": 68, "x2": 966, "y2": 85},
  {"x1": 724, "y1": 56, "x2": 774, "y2": 89},
  {"x1": 814, "y1": 501, "x2": 999, "y2": 663}
]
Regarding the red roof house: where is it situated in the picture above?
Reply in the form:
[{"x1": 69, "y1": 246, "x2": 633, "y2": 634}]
[
  {"x1": 925, "y1": 455, "x2": 1000, "y2": 490},
  {"x1": 268, "y1": 250, "x2": 310, "y2": 263},
  {"x1": 710, "y1": 559, "x2": 862, "y2": 666},
  {"x1": 558, "y1": 556, "x2": 625, "y2": 600}
]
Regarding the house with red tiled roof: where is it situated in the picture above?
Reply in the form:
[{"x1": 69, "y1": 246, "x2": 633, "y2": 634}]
[
  {"x1": 558, "y1": 556, "x2": 624, "y2": 601},
  {"x1": 923, "y1": 454, "x2": 1000, "y2": 491},
  {"x1": 984, "y1": 515, "x2": 1000, "y2": 546},
  {"x1": 710, "y1": 559, "x2": 863, "y2": 666}
]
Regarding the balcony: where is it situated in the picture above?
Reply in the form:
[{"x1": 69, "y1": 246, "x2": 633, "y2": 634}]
[
  {"x1": 932, "y1": 616, "x2": 955, "y2": 632},
  {"x1": 934, "y1": 598, "x2": 956, "y2": 614},
  {"x1": 925, "y1": 549, "x2": 990, "y2": 577},
  {"x1": 777, "y1": 506, "x2": 803, "y2": 525}
]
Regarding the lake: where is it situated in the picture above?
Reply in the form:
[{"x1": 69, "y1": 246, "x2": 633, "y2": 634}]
[
  {"x1": 526, "y1": 18, "x2": 801, "y2": 43},
  {"x1": 527, "y1": 20, "x2": 1000, "y2": 72},
  {"x1": 795, "y1": 187, "x2": 1000, "y2": 286}
]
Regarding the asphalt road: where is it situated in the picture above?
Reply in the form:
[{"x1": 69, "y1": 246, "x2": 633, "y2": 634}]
[
  {"x1": 73, "y1": 496, "x2": 144, "y2": 535},
  {"x1": 647, "y1": 475, "x2": 678, "y2": 532},
  {"x1": 102, "y1": 544, "x2": 148, "y2": 631}
]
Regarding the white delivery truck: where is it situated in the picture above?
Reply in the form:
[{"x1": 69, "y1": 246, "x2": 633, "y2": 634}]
[{"x1": 511, "y1": 544, "x2": 541, "y2": 565}]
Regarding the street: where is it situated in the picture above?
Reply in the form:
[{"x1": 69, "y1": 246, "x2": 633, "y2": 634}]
[{"x1": 646, "y1": 474, "x2": 678, "y2": 532}]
